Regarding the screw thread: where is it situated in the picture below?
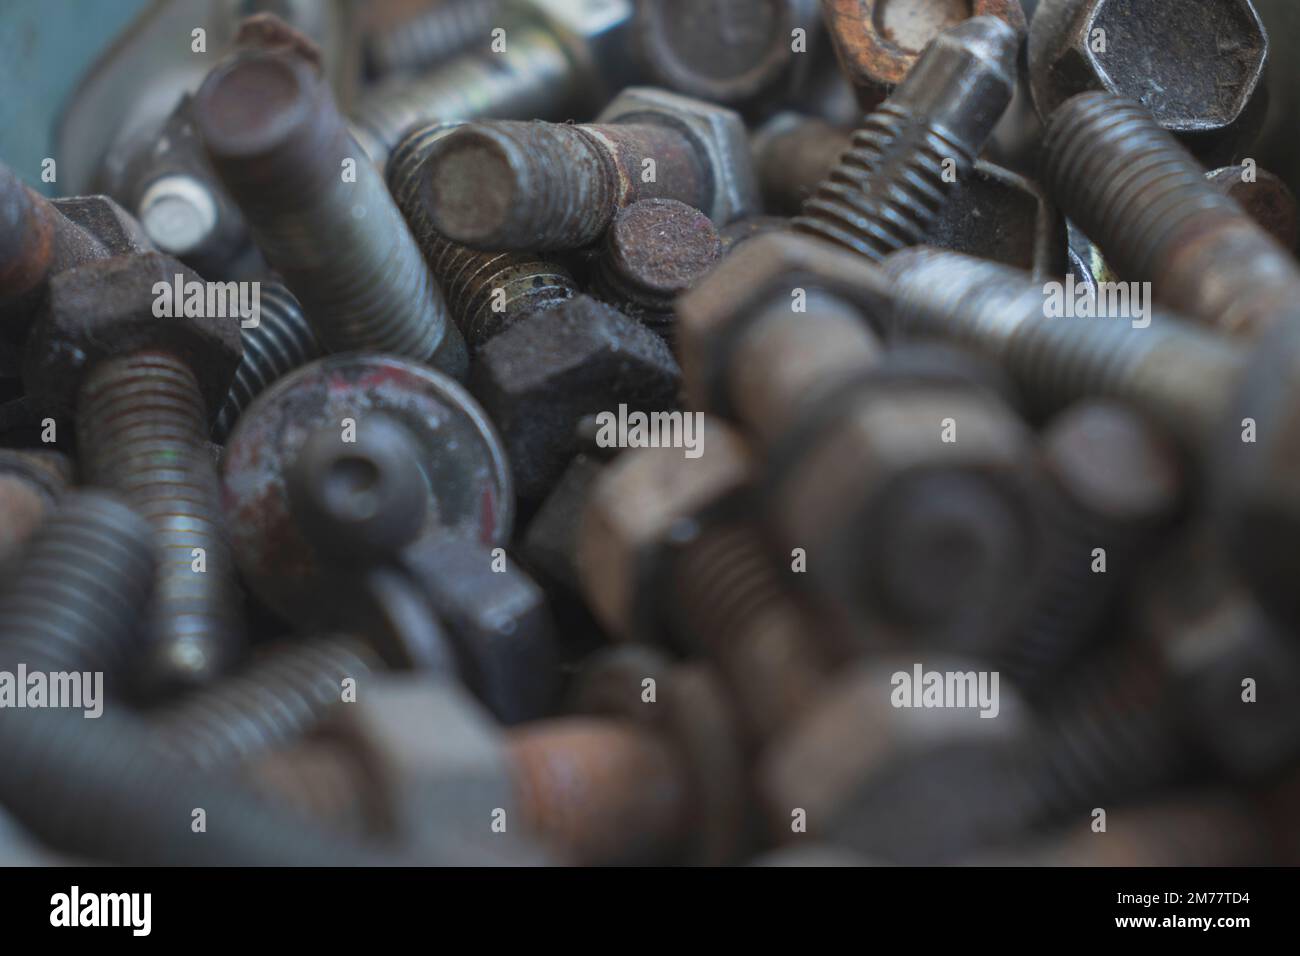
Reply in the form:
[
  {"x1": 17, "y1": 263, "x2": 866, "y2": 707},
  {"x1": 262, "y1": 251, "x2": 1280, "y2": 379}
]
[
  {"x1": 196, "y1": 49, "x2": 466, "y2": 378},
  {"x1": 77, "y1": 351, "x2": 243, "y2": 694},
  {"x1": 882, "y1": 249, "x2": 1248, "y2": 447},
  {"x1": 672, "y1": 523, "x2": 829, "y2": 743},
  {"x1": 1043, "y1": 94, "x2": 1300, "y2": 337},
  {"x1": 795, "y1": 105, "x2": 970, "y2": 262},
  {"x1": 213, "y1": 283, "x2": 320, "y2": 442},
  {"x1": 352, "y1": 22, "x2": 582, "y2": 166},
  {"x1": 388, "y1": 123, "x2": 577, "y2": 349},
  {"x1": 153, "y1": 635, "x2": 379, "y2": 770},
  {"x1": 366, "y1": 0, "x2": 503, "y2": 76},
  {"x1": 0, "y1": 491, "x2": 154, "y2": 684}
]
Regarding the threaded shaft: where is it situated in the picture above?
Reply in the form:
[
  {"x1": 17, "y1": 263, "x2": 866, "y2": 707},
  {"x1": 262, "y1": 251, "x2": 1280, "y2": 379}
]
[
  {"x1": 0, "y1": 491, "x2": 154, "y2": 685},
  {"x1": 77, "y1": 351, "x2": 243, "y2": 695},
  {"x1": 793, "y1": 16, "x2": 1019, "y2": 262},
  {"x1": 152, "y1": 635, "x2": 379, "y2": 770},
  {"x1": 388, "y1": 122, "x2": 577, "y2": 349},
  {"x1": 424, "y1": 120, "x2": 621, "y2": 251},
  {"x1": 366, "y1": 0, "x2": 503, "y2": 76},
  {"x1": 1043, "y1": 93, "x2": 1300, "y2": 338},
  {"x1": 507, "y1": 718, "x2": 690, "y2": 865},
  {"x1": 672, "y1": 523, "x2": 830, "y2": 745},
  {"x1": 195, "y1": 48, "x2": 466, "y2": 378},
  {"x1": 212, "y1": 283, "x2": 320, "y2": 442},
  {"x1": 882, "y1": 249, "x2": 1249, "y2": 449},
  {"x1": 352, "y1": 22, "x2": 583, "y2": 166}
]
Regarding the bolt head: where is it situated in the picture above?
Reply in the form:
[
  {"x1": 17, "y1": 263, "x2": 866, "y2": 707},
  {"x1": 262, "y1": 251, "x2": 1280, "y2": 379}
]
[{"x1": 596, "y1": 86, "x2": 759, "y2": 226}]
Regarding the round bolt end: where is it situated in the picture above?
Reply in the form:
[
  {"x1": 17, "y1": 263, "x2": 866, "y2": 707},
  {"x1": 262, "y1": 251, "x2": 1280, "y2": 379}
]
[
  {"x1": 422, "y1": 125, "x2": 527, "y2": 249},
  {"x1": 138, "y1": 175, "x2": 219, "y2": 257},
  {"x1": 604, "y1": 198, "x2": 721, "y2": 299},
  {"x1": 194, "y1": 49, "x2": 317, "y2": 163}
]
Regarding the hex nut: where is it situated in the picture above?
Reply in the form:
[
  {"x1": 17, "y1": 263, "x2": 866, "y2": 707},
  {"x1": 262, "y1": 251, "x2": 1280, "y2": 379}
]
[{"x1": 596, "y1": 86, "x2": 759, "y2": 226}]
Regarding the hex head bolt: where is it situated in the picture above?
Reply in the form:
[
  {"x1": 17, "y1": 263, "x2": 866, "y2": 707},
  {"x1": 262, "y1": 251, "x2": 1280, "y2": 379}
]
[
  {"x1": 1042, "y1": 93, "x2": 1300, "y2": 338},
  {"x1": 351, "y1": 0, "x2": 634, "y2": 167},
  {"x1": 0, "y1": 491, "x2": 155, "y2": 688},
  {"x1": 387, "y1": 121, "x2": 578, "y2": 351},
  {"x1": 822, "y1": 0, "x2": 1026, "y2": 109},
  {"x1": 24, "y1": 254, "x2": 244, "y2": 696},
  {"x1": 589, "y1": 198, "x2": 721, "y2": 343},
  {"x1": 421, "y1": 87, "x2": 757, "y2": 252},
  {"x1": 212, "y1": 282, "x2": 320, "y2": 442},
  {"x1": 792, "y1": 16, "x2": 1020, "y2": 262},
  {"x1": 1005, "y1": 402, "x2": 1184, "y2": 690},
  {"x1": 151, "y1": 635, "x2": 380, "y2": 770},
  {"x1": 194, "y1": 46, "x2": 467, "y2": 379}
]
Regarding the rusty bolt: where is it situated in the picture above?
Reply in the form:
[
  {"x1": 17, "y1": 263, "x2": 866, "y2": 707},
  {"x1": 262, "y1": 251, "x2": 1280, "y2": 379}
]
[
  {"x1": 387, "y1": 121, "x2": 578, "y2": 351},
  {"x1": 222, "y1": 353, "x2": 513, "y2": 625},
  {"x1": 1028, "y1": 0, "x2": 1268, "y2": 162},
  {"x1": 589, "y1": 198, "x2": 722, "y2": 342},
  {"x1": 420, "y1": 87, "x2": 757, "y2": 252},
  {"x1": 194, "y1": 35, "x2": 467, "y2": 379},
  {"x1": 1043, "y1": 93, "x2": 1300, "y2": 338},
  {"x1": 23, "y1": 253, "x2": 244, "y2": 696},
  {"x1": 469, "y1": 295, "x2": 681, "y2": 500},
  {"x1": 793, "y1": 16, "x2": 1020, "y2": 262},
  {"x1": 352, "y1": 0, "x2": 635, "y2": 167},
  {"x1": 632, "y1": 0, "x2": 820, "y2": 114},
  {"x1": 822, "y1": 0, "x2": 1026, "y2": 108}
]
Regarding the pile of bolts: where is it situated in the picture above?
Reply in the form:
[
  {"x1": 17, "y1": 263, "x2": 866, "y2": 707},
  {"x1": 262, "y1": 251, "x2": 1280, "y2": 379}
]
[{"x1": 1, "y1": 0, "x2": 1299, "y2": 866}]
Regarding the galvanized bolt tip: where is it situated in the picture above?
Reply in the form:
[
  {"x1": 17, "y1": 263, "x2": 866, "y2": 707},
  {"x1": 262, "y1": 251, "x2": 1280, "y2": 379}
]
[
  {"x1": 194, "y1": 51, "x2": 317, "y2": 161},
  {"x1": 422, "y1": 126, "x2": 527, "y2": 247},
  {"x1": 607, "y1": 199, "x2": 721, "y2": 296},
  {"x1": 138, "y1": 175, "x2": 219, "y2": 256},
  {"x1": 1043, "y1": 402, "x2": 1182, "y2": 522}
]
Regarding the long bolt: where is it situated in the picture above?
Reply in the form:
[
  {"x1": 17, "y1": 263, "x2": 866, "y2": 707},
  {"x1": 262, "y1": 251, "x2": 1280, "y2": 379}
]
[
  {"x1": 1042, "y1": 93, "x2": 1300, "y2": 338},
  {"x1": 365, "y1": 0, "x2": 505, "y2": 77},
  {"x1": 213, "y1": 282, "x2": 320, "y2": 442},
  {"x1": 194, "y1": 46, "x2": 467, "y2": 378},
  {"x1": 387, "y1": 121, "x2": 577, "y2": 351},
  {"x1": 77, "y1": 352, "x2": 244, "y2": 694},
  {"x1": 420, "y1": 116, "x2": 715, "y2": 251},
  {"x1": 792, "y1": 16, "x2": 1019, "y2": 262}
]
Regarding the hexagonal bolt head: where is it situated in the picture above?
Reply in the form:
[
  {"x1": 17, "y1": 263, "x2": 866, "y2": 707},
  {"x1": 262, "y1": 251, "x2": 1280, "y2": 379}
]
[
  {"x1": 1029, "y1": 0, "x2": 1268, "y2": 159},
  {"x1": 470, "y1": 296, "x2": 681, "y2": 501}
]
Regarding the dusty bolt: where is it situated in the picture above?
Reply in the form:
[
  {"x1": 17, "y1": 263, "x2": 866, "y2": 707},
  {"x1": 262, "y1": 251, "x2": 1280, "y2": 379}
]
[
  {"x1": 822, "y1": 0, "x2": 1026, "y2": 109},
  {"x1": 1028, "y1": 0, "x2": 1268, "y2": 162},
  {"x1": 793, "y1": 16, "x2": 1020, "y2": 262},
  {"x1": 1043, "y1": 93, "x2": 1300, "y2": 338},
  {"x1": 421, "y1": 86, "x2": 757, "y2": 252},
  {"x1": 589, "y1": 198, "x2": 722, "y2": 342},
  {"x1": 194, "y1": 37, "x2": 467, "y2": 378},
  {"x1": 469, "y1": 294, "x2": 681, "y2": 500},
  {"x1": 222, "y1": 353, "x2": 513, "y2": 624},
  {"x1": 387, "y1": 121, "x2": 579, "y2": 351},
  {"x1": 23, "y1": 253, "x2": 244, "y2": 696},
  {"x1": 213, "y1": 282, "x2": 321, "y2": 443},
  {"x1": 352, "y1": 0, "x2": 635, "y2": 167},
  {"x1": 631, "y1": 0, "x2": 820, "y2": 114},
  {"x1": 364, "y1": 0, "x2": 506, "y2": 77}
]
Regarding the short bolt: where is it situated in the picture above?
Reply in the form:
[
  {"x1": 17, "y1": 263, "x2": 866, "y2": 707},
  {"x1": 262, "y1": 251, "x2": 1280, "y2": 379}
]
[
  {"x1": 1042, "y1": 93, "x2": 1300, "y2": 338},
  {"x1": 387, "y1": 121, "x2": 578, "y2": 351},
  {"x1": 589, "y1": 198, "x2": 721, "y2": 343},
  {"x1": 793, "y1": 16, "x2": 1020, "y2": 262},
  {"x1": 194, "y1": 42, "x2": 467, "y2": 378}
]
